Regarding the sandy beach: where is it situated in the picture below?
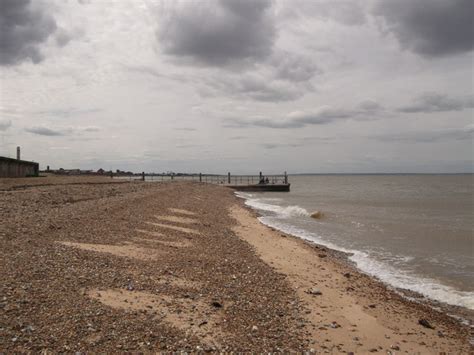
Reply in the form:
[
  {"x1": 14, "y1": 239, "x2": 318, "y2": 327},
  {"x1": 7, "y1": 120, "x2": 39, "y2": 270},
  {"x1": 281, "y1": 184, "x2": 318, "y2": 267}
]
[{"x1": 1, "y1": 177, "x2": 471, "y2": 353}]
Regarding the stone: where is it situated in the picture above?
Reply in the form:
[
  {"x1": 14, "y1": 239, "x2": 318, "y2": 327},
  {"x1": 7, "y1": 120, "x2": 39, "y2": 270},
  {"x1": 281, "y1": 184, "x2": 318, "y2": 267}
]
[
  {"x1": 311, "y1": 211, "x2": 324, "y2": 219},
  {"x1": 418, "y1": 319, "x2": 435, "y2": 329},
  {"x1": 306, "y1": 288, "x2": 322, "y2": 296}
]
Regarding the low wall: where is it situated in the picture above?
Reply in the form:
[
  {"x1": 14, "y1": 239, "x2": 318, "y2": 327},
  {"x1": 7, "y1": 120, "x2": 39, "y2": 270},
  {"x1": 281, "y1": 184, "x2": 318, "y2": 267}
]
[{"x1": 0, "y1": 156, "x2": 39, "y2": 178}]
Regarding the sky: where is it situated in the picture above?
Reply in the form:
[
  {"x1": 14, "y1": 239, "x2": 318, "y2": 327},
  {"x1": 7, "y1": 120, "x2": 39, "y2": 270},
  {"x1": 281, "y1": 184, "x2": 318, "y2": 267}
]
[{"x1": 0, "y1": 0, "x2": 473, "y2": 174}]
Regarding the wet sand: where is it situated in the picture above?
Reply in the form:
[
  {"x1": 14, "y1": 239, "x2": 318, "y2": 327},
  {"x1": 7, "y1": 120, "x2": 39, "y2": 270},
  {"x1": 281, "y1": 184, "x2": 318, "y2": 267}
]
[{"x1": 0, "y1": 176, "x2": 471, "y2": 352}]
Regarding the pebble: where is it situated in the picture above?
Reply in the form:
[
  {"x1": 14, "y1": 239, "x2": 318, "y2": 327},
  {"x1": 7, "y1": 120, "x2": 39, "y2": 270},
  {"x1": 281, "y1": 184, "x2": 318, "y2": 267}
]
[
  {"x1": 307, "y1": 288, "x2": 322, "y2": 296},
  {"x1": 418, "y1": 319, "x2": 435, "y2": 329}
]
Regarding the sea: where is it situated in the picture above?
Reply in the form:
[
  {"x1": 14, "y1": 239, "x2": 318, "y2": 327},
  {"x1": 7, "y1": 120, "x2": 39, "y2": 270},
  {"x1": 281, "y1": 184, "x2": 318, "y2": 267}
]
[{"x1": 235, "y1": 174, "x2": 474, "y2": 311}]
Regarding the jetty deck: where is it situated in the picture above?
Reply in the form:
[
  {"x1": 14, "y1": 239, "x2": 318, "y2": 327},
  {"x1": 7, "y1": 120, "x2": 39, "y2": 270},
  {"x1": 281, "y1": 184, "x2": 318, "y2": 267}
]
[{"x1": 114, "y1": 172, "x2": 291, "y2": 192}]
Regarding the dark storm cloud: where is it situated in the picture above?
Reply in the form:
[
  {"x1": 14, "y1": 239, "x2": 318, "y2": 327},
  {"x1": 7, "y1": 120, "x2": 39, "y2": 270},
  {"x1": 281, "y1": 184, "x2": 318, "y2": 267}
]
[
  {"x1": 0, "y1": 0, "x2": 58, "y2": 65},
  {"x1": 228, "y1": 101, "x2": 383, "y2": 129},
  {"x1": 374, "y1": 0, "x2": 474, "y2": 57},
  {"x1": 398, "y1": 93, "x2": 474, "y2": 113},
  {"x1": 158, "y1": 0, "x2": 275, "y2": 66}
]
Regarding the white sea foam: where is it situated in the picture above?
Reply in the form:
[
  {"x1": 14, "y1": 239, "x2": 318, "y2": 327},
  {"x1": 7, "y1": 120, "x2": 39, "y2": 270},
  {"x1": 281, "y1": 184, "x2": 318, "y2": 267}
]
[
  {"x1": 238, "y1": 193, "x2": 474, "y2": 310},
  {"x1": 243, "y1": 198, "x2": 309, "y2": 218}
]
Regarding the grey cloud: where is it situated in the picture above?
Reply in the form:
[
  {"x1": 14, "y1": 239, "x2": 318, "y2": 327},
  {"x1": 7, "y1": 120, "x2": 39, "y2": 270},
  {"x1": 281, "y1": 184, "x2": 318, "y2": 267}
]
[
  {"x1": 228, "y1": 102, "x2": 383, "y2": 129},
  {"x1": 201, "y1": 72, "x2": 305, "y2": 102},
  {"x1": 271, "y1": 52, "x2": 322, "y2": 82},
  {"x1": 261, "y1": 142, "x2": 303, "y2": 149},
  {"x1": 81, "y1": 126, "x2": 100, "y2": 132},
  {"x1": 54, "y1": 28, "x2": 78, "y2": 47},
  {"x1": 25, "y1": 126, "x2": 65, "y2": 136},
  {"x1": 285, "y1": 1, "x2": 366, "y2": 26},
  {"x1": 0, "y1": 0, "x2": 57, "y2": 65},
  {"x1": 158, "y1": 0, "x2": 275, "y2": 66},
  {"x1": 398, "y1": 93, "x2": 474, "y2": 113},
  {"x1": 372, "y1": 125, "x2": 474, "y2": 143},
  {"x1": 374, "y1": 0, "x2": 474, "y2": 57},
  {"x1": 25, "y1": 125, "x2": 100, "y2": 136},
  {"x1": 0, "y1": 119, "x2": 12, "y2": 131},
  {"x1": 176, "y1": 144, "x2": 202, "y2": 149},
  {"x1": 31, "y1": 107, "x2": 102, "y2": 118},
  {"x1": 174, "y1": 127, "x2": 197, "y2": 131}
]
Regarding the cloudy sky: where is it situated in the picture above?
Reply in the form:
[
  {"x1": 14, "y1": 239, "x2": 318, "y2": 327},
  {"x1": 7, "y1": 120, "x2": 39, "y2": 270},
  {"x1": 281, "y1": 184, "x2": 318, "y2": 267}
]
[{"x1": 0, "y1": 0, "x2": 473, "y2": 173}]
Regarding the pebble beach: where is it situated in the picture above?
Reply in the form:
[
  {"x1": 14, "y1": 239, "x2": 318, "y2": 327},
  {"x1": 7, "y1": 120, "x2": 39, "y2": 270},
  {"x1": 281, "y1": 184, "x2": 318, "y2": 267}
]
[{"x1": 1, "y1": 176, "x2": 472, "y2": 353}]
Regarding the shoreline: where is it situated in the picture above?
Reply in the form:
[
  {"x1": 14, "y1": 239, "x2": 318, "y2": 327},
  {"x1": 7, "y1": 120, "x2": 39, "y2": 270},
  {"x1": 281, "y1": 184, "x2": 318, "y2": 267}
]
[
  {"x1": 235, "y1": 192, "x2": 474, "y2": 324},
  {"x1": 1, "y1": 177, "x2": 471, "y2": 352},
  {"x1": 231, "y1": 201, "x2": 472, "y2": 353}
]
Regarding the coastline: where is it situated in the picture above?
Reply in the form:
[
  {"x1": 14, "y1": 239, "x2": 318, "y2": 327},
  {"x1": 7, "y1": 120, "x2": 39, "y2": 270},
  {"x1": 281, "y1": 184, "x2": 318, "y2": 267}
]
[
  {"x1": 231, "y1": 201, "x2": 472, "y2": 353},
  {"x1": 1, "y1": 177, "x2": 471, "y2": 352},
  {"x1": 236, "y1": 195, "x2": 474, "y2": 326}
]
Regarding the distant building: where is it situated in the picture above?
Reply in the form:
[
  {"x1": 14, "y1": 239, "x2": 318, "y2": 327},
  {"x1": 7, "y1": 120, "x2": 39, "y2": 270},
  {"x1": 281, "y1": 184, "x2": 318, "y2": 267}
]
[{"x1": 0, "y1": 156, "x2": 39, "y2": 178}]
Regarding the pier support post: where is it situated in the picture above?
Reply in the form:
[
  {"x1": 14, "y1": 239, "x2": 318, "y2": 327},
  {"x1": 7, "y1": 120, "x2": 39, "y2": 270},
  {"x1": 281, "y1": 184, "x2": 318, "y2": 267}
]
[
  {"x1": 142, "y1": 172, "x2": 145, "y2": 181},
  {"x1": 228, "y1": 172, "x2": 231, "y2": 184},
  {"x1": 199, "y1": 173, "x2": 202, "y2": 182},
  {"x1": 284, "y1": 171, "x2": 288, "y2": 184}
]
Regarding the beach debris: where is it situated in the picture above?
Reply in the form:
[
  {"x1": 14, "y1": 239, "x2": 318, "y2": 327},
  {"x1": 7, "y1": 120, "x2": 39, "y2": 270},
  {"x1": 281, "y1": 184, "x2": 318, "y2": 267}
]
[
  {"x1": 437, "y1": 330, "x2": 444, "y2": 337},
  {"x1": 306, "y1": 288, "x2": 322, "y2": 296},
  {"x1": 126, "y1": 280, "x2": 134, "y2": 291},
  {"x1": 343, "y1": 272, "x2": 351, "y2": 278},
  {"x1": 418, "y1": 318, "x2": 435, "y2": 329},
  {"x1": 390, "y1": 344, "x2": 400, "y2": 351},
  {"x1": 318, "y1": 254, "x2": 327, "y2": 258},
  {"x1": 251, "y1": 325, "x2": 258, "y2": 332},
  {"x1": 310, "y1": 211, "x2": 324, "y2": 219},
  {"x1": 368, "y1": 348, "x2": 378, "y2": 352},
  {"x1": 330, "y1": 321, "x2": 341, "y2": 328},
  {"x1": 368, "y1": 304, "x2": 376, "y2": 308}
]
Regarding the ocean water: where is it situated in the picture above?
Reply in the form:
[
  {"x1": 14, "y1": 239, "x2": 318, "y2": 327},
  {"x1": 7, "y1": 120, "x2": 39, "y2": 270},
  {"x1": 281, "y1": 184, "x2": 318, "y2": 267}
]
[{"x1": 236, "y1": 174, "x2": 474, "y2": 310}]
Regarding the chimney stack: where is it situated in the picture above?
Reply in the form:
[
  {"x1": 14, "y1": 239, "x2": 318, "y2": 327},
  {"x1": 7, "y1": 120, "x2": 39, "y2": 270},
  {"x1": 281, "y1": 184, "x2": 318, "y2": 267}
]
[{"x1": 16, "y1": 146, "x2": 21, "y2": 160}]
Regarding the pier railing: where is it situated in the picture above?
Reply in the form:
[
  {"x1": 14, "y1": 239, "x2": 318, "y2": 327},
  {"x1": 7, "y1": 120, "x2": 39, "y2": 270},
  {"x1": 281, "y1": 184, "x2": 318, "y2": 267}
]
[{"x1": 113, "y1": 172, "x2": 289, "y2": 185}]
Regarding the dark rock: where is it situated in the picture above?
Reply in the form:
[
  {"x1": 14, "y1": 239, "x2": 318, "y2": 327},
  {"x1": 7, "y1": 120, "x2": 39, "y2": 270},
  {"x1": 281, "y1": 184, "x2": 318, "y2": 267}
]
[
  {"x1": 390, "y1": 345, "x2": 400, "y2": 350},
  {"x1": 368, "y1": 304, "x2": 376, "y2": 308},
  {"x1": 418, "y1": 319, "x2": 435, "y2": 329},
  {"x1": 318, "y1": 254, "x2": 327, "y2": 258},
  {"x1": 343, "y1": 272, "x2": 351, "y2": 278},
  {"x1": 211, "y1": 301, "x2": 223, "y2": 308}
]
